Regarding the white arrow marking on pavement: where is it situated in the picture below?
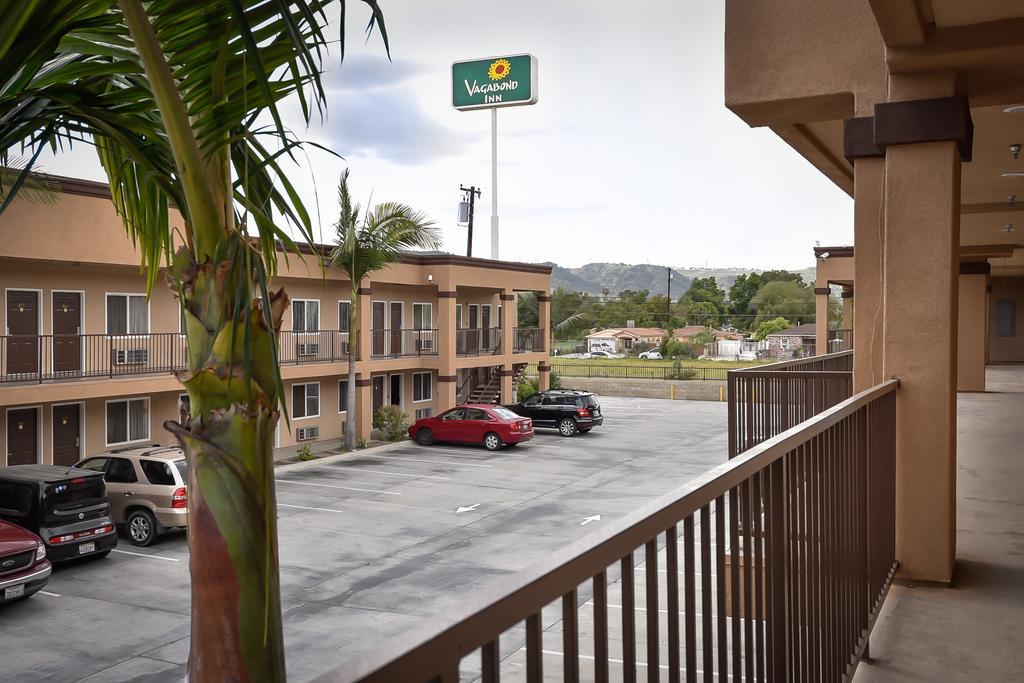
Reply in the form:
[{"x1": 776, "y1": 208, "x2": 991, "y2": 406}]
[
  {"x1": 456, "y1": 504, "x2": 480, "y2": 513},
  {"x1": 580, "y1": 515, "x2": 602, "y2": 526}
]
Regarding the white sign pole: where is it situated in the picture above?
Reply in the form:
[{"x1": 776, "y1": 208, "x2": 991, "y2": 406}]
[{"x1": 490, "y1": 107, "x2": 499, "y2": 260}]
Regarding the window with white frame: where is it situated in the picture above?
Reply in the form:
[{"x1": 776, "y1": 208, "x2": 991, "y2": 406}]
[
  {"x1": 106, "y1": 398, "x2": 149, "y2": 446},
  {"x1": 292, "y1": 300, "x2": 319, "y2": 332},
  {"x1": 338, "y1": 380, "x2": 349, "y2": 413},
  {"x1": 292, "y1": 382, "x2": 320, "y2": 419},
  {"x1": 107, "y1": 294, "x2": 148, "y2": 335},
  {"x1": 338, "y1": 301, "x2": 351, "y2": 333},
  {"x1": 413, "y1": 303, "x2": 432, "y2": 330},
  {"x1": 413, "y1": 372, "x2": 432, "y2": 402}
]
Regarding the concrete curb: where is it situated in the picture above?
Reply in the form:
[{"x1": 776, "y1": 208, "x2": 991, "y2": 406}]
[{"x1": 273, "y1": 438, "x2": 412, "y2": 472}]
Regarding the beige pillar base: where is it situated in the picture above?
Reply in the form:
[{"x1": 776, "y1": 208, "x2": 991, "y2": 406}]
[
  {"x1": 538, "y1": 364, "x2": 551, "y2": 392},
  {"x1": 355, "y1": 377, "x2": 373, "y2": 442},
  {"x1": 500, "y1": 366, "x2": 514, "y2": 404},
  {"x1": 437, "y1": 375, "x2": 457, "y2": 411}
]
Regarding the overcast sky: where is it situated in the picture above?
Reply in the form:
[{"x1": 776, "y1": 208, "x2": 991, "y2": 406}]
[{"x1": 41, "y1": 1, "x2": 853, "y2": 271}]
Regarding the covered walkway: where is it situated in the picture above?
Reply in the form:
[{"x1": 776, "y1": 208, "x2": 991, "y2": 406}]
[{"x1": 856, "y1": 365, "x2": 1024, "y2": 680}]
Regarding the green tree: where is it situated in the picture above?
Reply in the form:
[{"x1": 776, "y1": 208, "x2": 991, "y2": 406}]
[
  {"x1": 753, "y1": 317, "x2": 794, "y2": 341},
  {"x1": 727, "y1": 272, "x2": 763, "y2": 329},
  {"x1": 0, "y1": 2, "x2": 388, "y2": 677},
  {"x1": 749, "y1": 280, "x2": 816, "y2": 326},
  {"x1": 683, "y1": 276, "x2": 727, "y2": 310},
  {"x1": 330, "y1": 169, "x2": 440, "y2": 450},
  {"x1": 684, "y1": 301, "x2": 721, "y2": 327}
]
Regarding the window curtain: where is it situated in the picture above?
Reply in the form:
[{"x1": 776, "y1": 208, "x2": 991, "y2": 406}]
[
  {"x1": 339, "y1": 302, "x2": 350, "y2": 333},
  {"x1": 107, "y1": 296, "x2": 127, "y2": 335},
  {"x1": 107, "y1": 401, "x2": 127, "y2": 443},
  {"x1": 129, "y1": 296, "x2": 147, "y2": 334},
  {"x1": 128, "y1": 399, "x2": 148, "y2": 440}
]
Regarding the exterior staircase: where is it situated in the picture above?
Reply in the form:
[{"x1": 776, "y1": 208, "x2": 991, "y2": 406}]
[{"x1": 466, "y1": 363, "x2": 528, "y2": 404}]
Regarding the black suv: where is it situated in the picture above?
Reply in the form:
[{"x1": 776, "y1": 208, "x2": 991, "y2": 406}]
[
  {"x1": 0, "y1": 465, "x2": 117, "y2": 562},
  {"x1": 506, "y1": 390, "x2": 603, "y2": 436}
]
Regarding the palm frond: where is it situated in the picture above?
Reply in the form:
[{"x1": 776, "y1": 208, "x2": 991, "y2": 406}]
[{"x1": 0, "y1": 156, "x2": 60, "y2": 206}]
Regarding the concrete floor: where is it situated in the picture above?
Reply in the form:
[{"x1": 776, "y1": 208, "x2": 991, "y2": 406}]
[
  {"x1": 855, "y1": 364, "x2": 1024, "y2": 681},
  {"x1": 0, "y1": 396, "x2": 728, "y2": 682}
]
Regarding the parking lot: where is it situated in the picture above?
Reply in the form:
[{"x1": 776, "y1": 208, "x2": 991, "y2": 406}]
[{"x1": 0, "y1": 396, "x2": 728, "y2": 682}]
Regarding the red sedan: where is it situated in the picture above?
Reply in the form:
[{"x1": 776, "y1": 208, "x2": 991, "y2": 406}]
[
  {"x1": 409, "y1": 404, "x2": 534, "y2": 450},
  {"x1": 0, "y1": 520, "x2": 51, "y2": 604}
]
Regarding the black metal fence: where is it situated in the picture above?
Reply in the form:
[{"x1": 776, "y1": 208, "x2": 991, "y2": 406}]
[{"x1": 547, "y1": 362, "x2": 731, "y2": 381}]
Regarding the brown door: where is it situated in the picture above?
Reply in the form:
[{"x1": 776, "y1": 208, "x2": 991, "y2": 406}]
[
  {"x1": 52, "y1": 403, "x2": 81, "y2": 467},
  {"x1": 468, "y1": 305, "x2": 480, "y2": 354},
  {"x1": 53, "y1": 292, "x2": 82, "y2": 375},
  {"x1": 371, "y1": 302, "x2": 385, "y2": 357},
  {"x1": 6, "y1": 291, "x2": 39, "y2": 375},
  {"x1": 372, "y1": 376, "x2": 385, "y2": 414},
  {"x1": 481, "y1": 306, "x2": 492, "y2": 349},
  {"x1": 6, "y1": 408, "x2": 38, "y2": 466},
  {"x1": 389, "y1": 374, "x2": 401, "y2": 407},
  {"x1": 389, "y1": 303, "x2": 402, "y2": 356}
]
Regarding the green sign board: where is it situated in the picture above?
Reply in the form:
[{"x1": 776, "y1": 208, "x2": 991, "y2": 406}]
[{"x1": 451, "y1": 54, "x2": 538, "y2": 111}]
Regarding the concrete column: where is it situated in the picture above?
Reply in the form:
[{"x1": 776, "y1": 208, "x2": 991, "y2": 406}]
[
  {"x1": 882, "y1": 138, "x2": 961, "y2": 583},
  {"x1": 852, "y1": 157, "x2": 886, "y2": 392},
  {"x1": 841, "y1": 287, "x2": 854, "y2": 328},
  {"x1": 500, "y1": 366, "x2": 514, "y2": 404},
  {"x1": 500, "y1": 289, "x2": 515, "y2": 356},
  {"x1": 355, "y1": 376, "x2": 373, "y2": 441},
  {"x1": 814, "y1": 287, "x2": 830, "y2": 355},
  {"x1": 436, "y1": 287, "x2": 457, "y2": 411},
  {"x1": 538, "y1": 293, "x2": 551, "y2": 354},
  {"x1": 356, "y1": 282, "x2": 372, "y2": 362},
  {"x1": 957, "y1": 265, "x2": 988, "y2": 392},
  {"x1": 538, "y1": 362, "x2": 551, "y2": 391}
]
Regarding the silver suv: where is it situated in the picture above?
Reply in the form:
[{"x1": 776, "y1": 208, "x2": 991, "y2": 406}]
[{"x1": 75, "y1": 446, "x2": 187, "y2": 546}]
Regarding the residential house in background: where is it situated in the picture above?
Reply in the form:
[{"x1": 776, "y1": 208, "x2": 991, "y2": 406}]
[
  {"x1": 765, "y1": 323, "x2": 817, "y2": 358},
  {"x1": 0, "y1": 176, "x2": 551, "y2": 467},
  {"x1": 584, "y1": 327, "x2": 666, "y2": 354}
]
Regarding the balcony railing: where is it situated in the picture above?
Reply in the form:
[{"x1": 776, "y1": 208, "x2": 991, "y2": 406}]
[
  {"x1": 320, "y1": 379, "x2": 899, "y2": 682},
  {"x1": 829, "y1": 328, "x2": 853, "y2": 352},
  {"x1": 369, "y1": 329, "x2": 439, "y2": 359},
  {"x1": 513, "y1": 327, "x2": 543, "y2": 353},
  {"x1": 727, "y1": 350, "x2": 854, "y2": 457},
  {"x1": 0, "y1": 333, "x2": 187, "y2": 383},
  {"x1": 279, "y1": 331, "x2": 352, "y2": 364},
  {"x1": 0, "y1": 331, "x2": 359, "y2": 384},
  {"x1": 456, "y1": 327, "x2": 502, "y2": 357}
]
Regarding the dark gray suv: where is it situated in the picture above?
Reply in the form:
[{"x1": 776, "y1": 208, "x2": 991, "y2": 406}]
[{"x1": 506, "y1": 390, "x2": 603, "y2": 436}]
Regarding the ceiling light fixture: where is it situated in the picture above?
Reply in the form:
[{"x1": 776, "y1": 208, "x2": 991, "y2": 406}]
[
  {"x1": 1002, "y1": 172, "x2": 1024, "y2": 177},
  {"x1": 1011, "y1": 195, "x2": 1018, "y2": 205},
  {"x1": 1002, "y1": 223, "x2": 1015, "y2": 232},
  {"x1": 1013, "y1": 144, "x2": 1023, "y2": 160},
  {"x1": 1004, "y1": 105, "x2": 1024, "y2": 113}
]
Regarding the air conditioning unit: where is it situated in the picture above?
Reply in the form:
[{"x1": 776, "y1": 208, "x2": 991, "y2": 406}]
[
  {"x1": 295, "y1": 426, "x2": 319, "y2": 441},
  {"x1": 297, "y1": 343, "x2": 320, "y2": 356},
  {"x1": 113, "y1": 348, "x2": 148, "y2": 365},
  {"x1": 418, "y1": 338, "x2": 434, "y2": 351}
]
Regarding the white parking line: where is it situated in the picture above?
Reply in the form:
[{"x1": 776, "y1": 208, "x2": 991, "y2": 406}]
[
  {"x1": 38, "y1": 590, "x2": 62, "y2": 597},
  {"x1": 333, "y1": 468, "x2": 451, "y2": 481},
  {"x1": 112, "y1": 549, "x2": 180, "y2": 562},
  {"x1": 276, "y1": 478, "x2": 401, "y2": 495},
  {"x1": 360, "y1": 454, "x2": 494, "y2": 468},
  {"x1": 278, "y1": 502, "x2": 350, "y2": 515}
]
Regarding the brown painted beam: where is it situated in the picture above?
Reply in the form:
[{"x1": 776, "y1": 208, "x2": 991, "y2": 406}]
[
  {"x1": 867, "y1": 0, "x2": 927, "y2": 47},
  {"x1": 887, "y1": 17, "x2": 1024, "y2": 74},
  {"x1": 961, "y1": 202, "x2": 1024, "y2": 215}
]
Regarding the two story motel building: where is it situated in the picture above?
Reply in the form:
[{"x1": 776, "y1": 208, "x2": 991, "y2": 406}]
[{"x1": 0, "y1": 176, "x2": 552, "y2": 466}]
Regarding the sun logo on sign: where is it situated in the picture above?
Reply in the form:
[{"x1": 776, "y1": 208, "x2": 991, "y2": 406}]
[{"x1": 488, "y1": 58, "x2": 511, "y2": 81}]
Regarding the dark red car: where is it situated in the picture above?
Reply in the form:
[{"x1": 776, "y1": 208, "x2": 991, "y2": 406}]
[
  {"x1": 0, "y1": 520, "x2": 51, "y2": 604},
  {"x1": 409, "y1": 405, "x2": 534, "y2": 450}
]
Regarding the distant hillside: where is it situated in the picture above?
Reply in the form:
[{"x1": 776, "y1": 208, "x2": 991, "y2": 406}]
[{"x1": 542, "y1": 262, "x2": 817, "y2": 297}]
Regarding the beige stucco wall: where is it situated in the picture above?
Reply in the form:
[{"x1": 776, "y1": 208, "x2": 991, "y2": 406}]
[{"x1": 989, "y1": 277, "x2": 1024, "y2": 362}]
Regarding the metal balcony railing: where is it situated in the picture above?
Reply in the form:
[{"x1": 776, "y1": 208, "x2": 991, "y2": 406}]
[
  {"x1": 279, "y1": 331, "x2": 352, "y2": 364},
  {"x1": 0, "y1": 331, "x2": 358, "y2": 384},
  {"x1": 0, "y1": 333, "x2": 187, "y2": 383},
  {"x1": 727, "y1": 350, "x2": 854, "y2": 458},
  {"x1": 513, "y1": 327, "x2": 543, "y2": 353},
  {"x1": 829, "y1": 328, "x2": 854, "y2": 352},
  {"x1": 456, "y1": 327, "x2": 502, "y2": 357},
  {"x1": 318, "y1": 378, "x2": 899, "y2": 683},
  {"x1": 369, "y1": 329, "x2": 439, "y2": 359}
]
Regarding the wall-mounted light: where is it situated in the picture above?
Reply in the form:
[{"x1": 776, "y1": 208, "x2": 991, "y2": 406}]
[
  {"x1": 1001, "y1": 172, "x2": 1024, "y2": 177},
  {"x1": 1001, "y1": 223, "x2": 1015, "y2": 233},
  {"x1": 1010, "y1": 195, "x2": 1018, "y2": 205},
  {"x1": 1004, "y1": 105, "x2": 1024, "y2": 114},
  {"x1": 1012, "y1": 144, "x2": 1022, "y2": 160},
  {"x1": 427, "y1": 273, "x2": 434, "y2": 282}
]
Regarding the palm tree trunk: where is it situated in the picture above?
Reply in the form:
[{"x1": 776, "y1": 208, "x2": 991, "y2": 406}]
[
  {"x1": 167, "y1": 242, "x2": 289, "y2": 681},
  {"x1": 346, "y1": 283, "x2": 358, "y2": 449}
]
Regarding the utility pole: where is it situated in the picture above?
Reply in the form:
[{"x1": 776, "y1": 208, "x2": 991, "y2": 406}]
[{"x1": 459, "y1": 185, "x2": 481, "y2": 258}]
